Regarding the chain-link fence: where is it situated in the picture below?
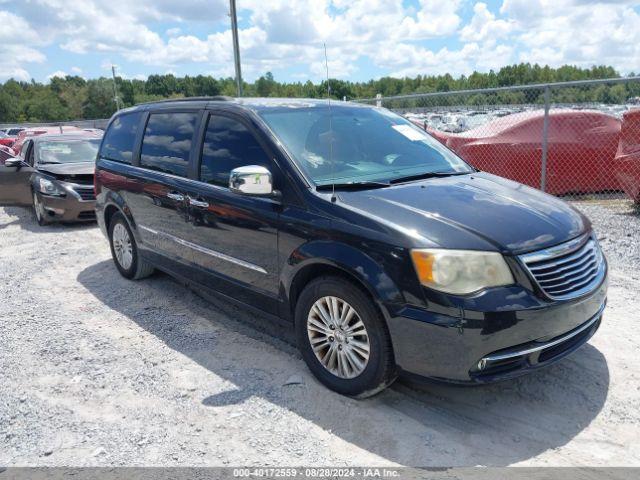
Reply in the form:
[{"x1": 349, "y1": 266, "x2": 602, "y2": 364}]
[
  {"x1": 0, "y1": 119, "x2": 109, "y2": 131},
  {"x1": 358, "y1": 77, "x2": 640, "y2": 204}
]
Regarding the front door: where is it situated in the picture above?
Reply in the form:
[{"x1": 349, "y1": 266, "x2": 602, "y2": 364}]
[
  {"x1": 180, "y1": 112, "x2": 280, "y2": 312},
  {"x1": 0, "y1": 140, "x2": 34, "y2": 206}
]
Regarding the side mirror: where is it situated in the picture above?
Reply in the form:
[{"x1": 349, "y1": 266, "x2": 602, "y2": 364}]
[
  {"x1": 229, "y1": 165, "x2": 274, "y2": 196},
  {"x1": 4, "y1": 157, "x2": 24, "y2": 168}
]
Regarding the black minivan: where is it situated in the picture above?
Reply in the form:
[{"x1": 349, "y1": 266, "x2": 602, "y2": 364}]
[{"x1": 95, "y1": 97, "x2": 607, "y2": 397}]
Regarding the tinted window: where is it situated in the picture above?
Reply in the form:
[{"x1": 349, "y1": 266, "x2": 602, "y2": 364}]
[
  {"x1": 140, "y1": 113, "x2": 197, "y2": 177},
  {"x1": 200, "y1": 115, "x2": 271, "y2": 187},
  {"x1": 100, "y1": 112, "x2": 142, "y2": 164}
]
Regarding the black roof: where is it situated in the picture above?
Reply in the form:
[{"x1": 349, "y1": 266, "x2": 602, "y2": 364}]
[{"x1": 122, "y1": 97, "x2": 371, "y2": 114}]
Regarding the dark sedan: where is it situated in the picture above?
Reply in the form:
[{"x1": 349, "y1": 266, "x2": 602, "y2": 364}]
[{"x1": 0, "y1": 134, "x2": 100, "y2": 224}]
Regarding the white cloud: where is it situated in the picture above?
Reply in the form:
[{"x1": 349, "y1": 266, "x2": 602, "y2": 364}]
[
  {"x1": 500, "y1": 0, "x2": 640, "y2": 71},
  {"x1": 1, "y1": 0, "x2": 639, "y2": 85},
  {"x1": 310, "y1": 57, "x2": 357, "y2": 79},
  {"x1": 375, "y1": 41, "x2": 516, "y2": 78},
  {"x1": 46, "y1": 70, "x2": 68, "y2": 81},
  {"x1": 400, "y1": 0, "x2": 463, "y2": 39},
  {"x1": 0, "y1": 10, "x2": 41, "y2": 43},
  {"x1": 460, "y1": 2, "x2": 515, "y2": 44},
  {"x1": 0, "y1": 10, "x2": 45, "y2": 81},
  {"x1": 0, "y1": 66, "x2": 32, "y2": 82}
]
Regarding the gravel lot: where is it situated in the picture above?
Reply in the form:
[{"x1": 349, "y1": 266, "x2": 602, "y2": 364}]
[{"x1": 0, "y1": 201, "x2": 639, "y2": 467}]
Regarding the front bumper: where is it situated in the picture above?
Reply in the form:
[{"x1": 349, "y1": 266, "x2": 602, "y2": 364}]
[
  {"x1": 384, "y1": 271, "x2": 608, "y2": 383},
  {"x1": 38, "y1": 193, "x2": 96, "y2": 223}
]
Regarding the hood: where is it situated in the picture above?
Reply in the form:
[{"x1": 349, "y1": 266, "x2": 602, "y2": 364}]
[
  {"x1": 37, "y1": 162, "x2": 95, "y2": 176},
  {"x1": 335, "y1": 172, "x2": 589, "y2": 254}
]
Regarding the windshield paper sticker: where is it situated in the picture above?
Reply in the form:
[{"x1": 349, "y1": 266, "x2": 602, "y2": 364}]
[{"x1": 392, "y1": 124, "x2": 427, "y2": 141}]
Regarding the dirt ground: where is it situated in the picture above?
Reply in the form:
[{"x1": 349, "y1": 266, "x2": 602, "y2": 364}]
[{"x1": 1, "y1": 205, "x2": 639, "y2": 467}]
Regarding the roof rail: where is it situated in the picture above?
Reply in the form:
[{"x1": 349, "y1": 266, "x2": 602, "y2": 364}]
[{"x1": 138, "y1": 96, "x2": 235, "y2": 106}]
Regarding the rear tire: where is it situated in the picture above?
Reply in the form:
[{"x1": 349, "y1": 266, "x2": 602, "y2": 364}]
[
  {"x1": 108, "y1": 212, "x2": 154, "y2": 280},
  {"x1": 295, "y1": 276, "x2": 396, "y2": 398}
]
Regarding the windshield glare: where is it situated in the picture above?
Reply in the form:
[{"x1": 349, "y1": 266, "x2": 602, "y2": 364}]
[
  {"x1": 258, "y1": 105, "x2": 472, "y2": 185},
  {"x1": 36, "y1": 139, "x2": 100, "y2": 164}
]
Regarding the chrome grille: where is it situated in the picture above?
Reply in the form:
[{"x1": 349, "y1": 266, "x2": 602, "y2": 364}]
[
  {"x1": 520, "y1": 234, "x2": 606, "y2": 300},
  {"x1": 73, "y1": 186, "x2": 96, "y2": 201}
]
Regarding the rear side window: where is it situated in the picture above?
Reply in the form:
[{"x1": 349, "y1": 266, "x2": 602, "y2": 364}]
[
  {"x1": 200, "y1": 115, "x2": 271, "y2": 187},
  {"x1": 100, "y1": 112, "x2": 142, "y2": 164},
  {"x1": 140, "y1": 112, "x2": 198, "y2": 177}
]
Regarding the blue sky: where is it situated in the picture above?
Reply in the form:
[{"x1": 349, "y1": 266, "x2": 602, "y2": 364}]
[{"x1": 1, "y1": 1, "x2": 639, "y2": 84}]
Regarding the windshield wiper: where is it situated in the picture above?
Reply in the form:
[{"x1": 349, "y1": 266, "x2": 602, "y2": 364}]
[
  {"x1": 316, "y1": 181, "x2": 390, "y2": 191},
  {"x1": 389, "y1": 170, "x2": 472, "y2": 184},
  {"x1": 38, "y1": 161, "x2": 62, "y2": 165}
]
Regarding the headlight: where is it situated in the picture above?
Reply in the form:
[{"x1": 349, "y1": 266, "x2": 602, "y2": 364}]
[
  {"x1": 38, "y1": 178, "x2": 66, "y2": 196},
  {"x1": 410, "y1": 249, "x2": 514, "y2": 295}
]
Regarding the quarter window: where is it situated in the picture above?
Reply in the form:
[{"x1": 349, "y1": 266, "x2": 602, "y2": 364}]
[
  {"x1": 140, "y1": 112, "x2": 198, "y2": 177},
  {"x1": 100, "y1": 112, "x2": 142, "y2": 164},
  {"x1": 200, "y1": 115, "x2": 271, "y2": 187}
]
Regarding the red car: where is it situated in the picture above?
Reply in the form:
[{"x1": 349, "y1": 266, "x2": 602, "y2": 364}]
[
  {"x1": 0, "y1": 144, "x2": 16, "y2": 165},
  {"x1": 0, "y1": 131, "x2": 15, "y2": 148},
  {"x1": 614, "y1": 109, "x2": 640, "y2": 202},
  {"x1": 425, "y1": 109, "x2": 622, "y2": 195},
  {"x1": 11, "y1": 125, "x2": 84, "y2": 155}
]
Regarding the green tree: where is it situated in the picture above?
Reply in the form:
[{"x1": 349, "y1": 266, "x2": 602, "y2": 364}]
[
  {"x1": 0, "y1": 63, "x2": 635, "y2": 123},
  {"x1": 24, "y1": 89, "x2": 68, "y2": 122},
  {"x1": 84, "y1": 79, "x2": 117, "y2": 119}
]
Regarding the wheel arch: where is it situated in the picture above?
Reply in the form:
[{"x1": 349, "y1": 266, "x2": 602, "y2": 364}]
[
  {"x1": 100, "y1": 191, "x2": 140, "y2": 241},
  {"x1": 284, "y1": 241, "x2": 404, "y2": 321},
  {"x1": 103, "y1": 203, "x2": 120, "y2": 230}
]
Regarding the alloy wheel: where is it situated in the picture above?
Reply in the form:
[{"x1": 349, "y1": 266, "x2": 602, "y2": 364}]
[
  {"x1": 307, "y1": 296, "x2": 371, "y2": 379},
  {"x1": 33, "y1": 192, "x2": 44, "y2": 223},
  {"x1": 112, "y1": 223, "x2": 133, "y2": 270}
]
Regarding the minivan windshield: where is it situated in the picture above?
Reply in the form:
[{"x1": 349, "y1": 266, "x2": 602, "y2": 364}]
[
  {"x1": 257, "y1": 105, "x2": 473, "y2": 186},
  {"x1": 36, "y1": 139, "x2": 101, "y2": 164}
]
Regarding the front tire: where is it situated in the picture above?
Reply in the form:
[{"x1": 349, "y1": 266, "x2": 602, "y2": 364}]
[
  {"x1": 32, "y1": 191, "x2": 50, "y2": 226},
  {"x1": 108, "y1": 212, "x2": 154, "y2": 280},
  {"x1": 295, "y1": 276, "x2": 396, "y2": 398}
]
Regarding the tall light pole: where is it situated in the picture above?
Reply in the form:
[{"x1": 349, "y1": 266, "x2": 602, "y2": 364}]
[
  {"x1": 229, "y1": 0, "x2": 243, "y2": 97},
  {"x1": 111, "y1": 65, "x2": 121, "y2": 110}
]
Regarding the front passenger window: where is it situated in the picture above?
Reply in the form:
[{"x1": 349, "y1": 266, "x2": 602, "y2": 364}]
[
  {"x1": 140, "y1": 112, "x2": 198, "y2": 177},
  {"x1": 200, "y1": 115, "x2": 271, "y2": 187}
]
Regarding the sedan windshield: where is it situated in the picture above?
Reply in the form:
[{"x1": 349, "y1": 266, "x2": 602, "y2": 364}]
[
  {"x1": 257, "y1": 105, "x2": 472, "y2": 186},
  {"x1": 36, "y1": 139, "x2": 100, "y2": 164}
]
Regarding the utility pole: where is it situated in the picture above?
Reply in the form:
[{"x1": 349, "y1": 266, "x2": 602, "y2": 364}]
[
  {"x1": 111, "y1": 65, "x2": 121, "y2": 110},
  {"x1": 229, "y1": 0, "x2": 243, "y2": 97}
]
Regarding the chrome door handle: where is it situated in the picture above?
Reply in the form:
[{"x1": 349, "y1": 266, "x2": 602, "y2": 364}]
[
  {"x1": 167, "y1": 192, "x2": 185, "y2": 202},
  {"x1": 188, "y1": 197, "x2": 209, "y2": 208}
]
